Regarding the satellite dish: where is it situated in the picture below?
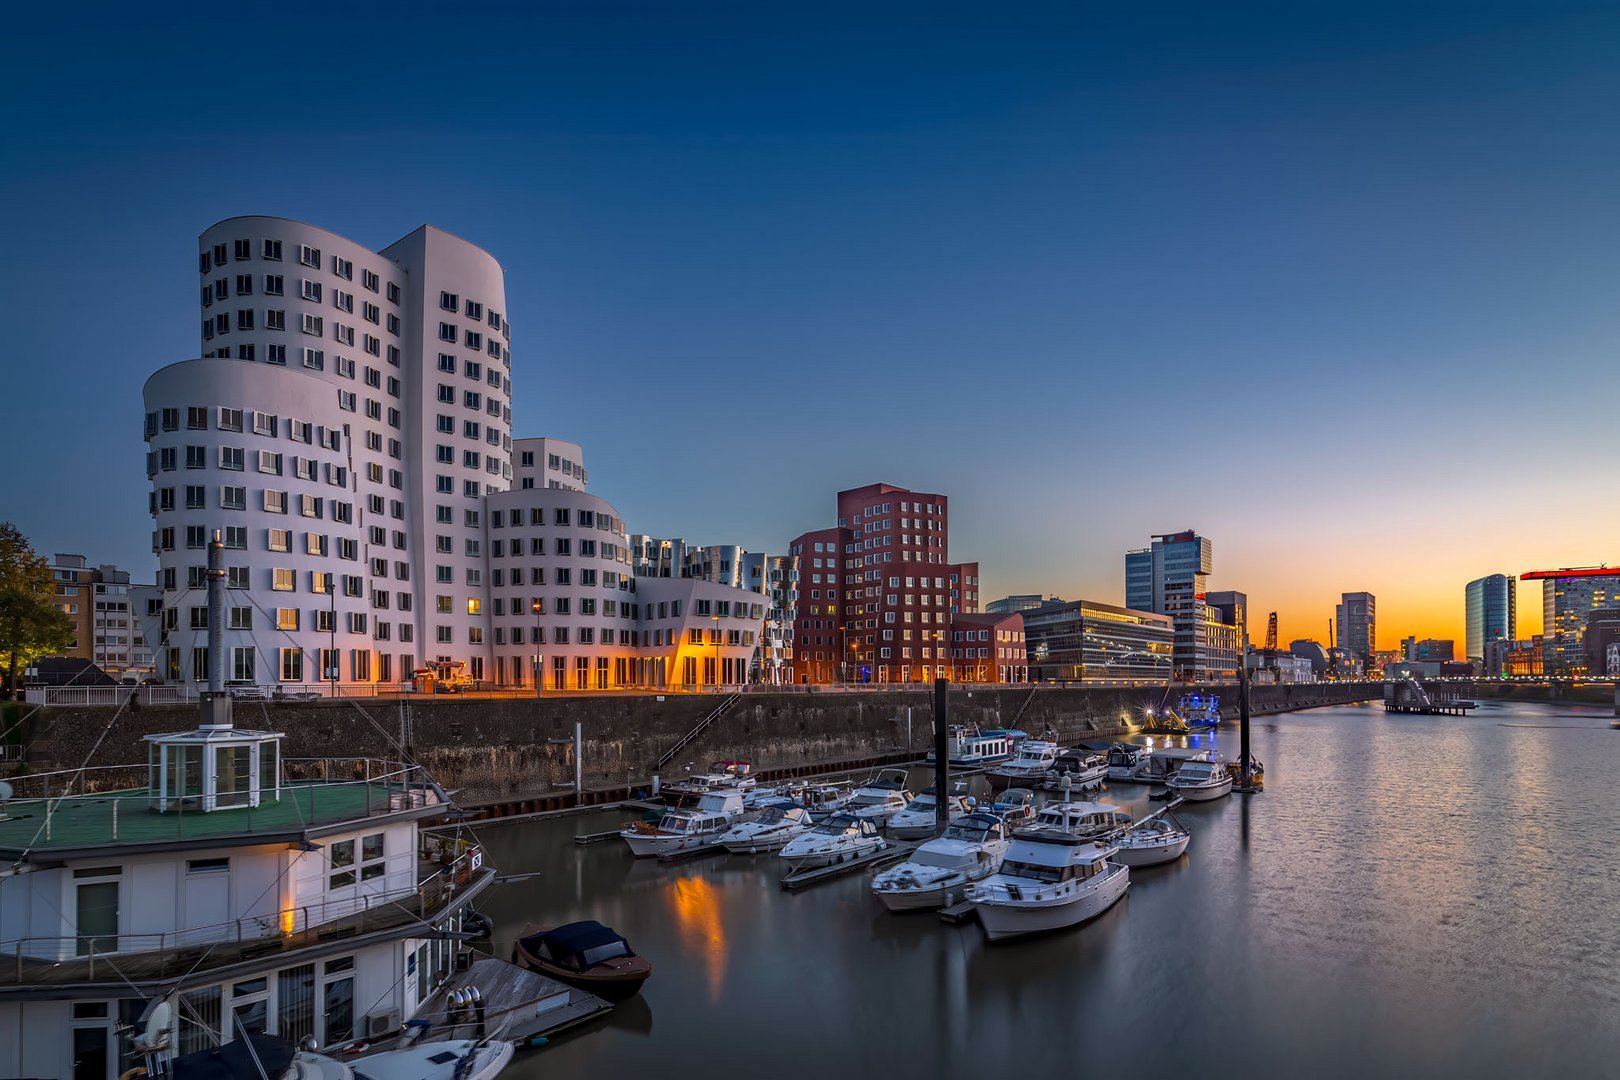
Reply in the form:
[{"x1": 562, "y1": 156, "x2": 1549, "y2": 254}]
[{"x1": 139, "y1": 999, "x2": 173, "y2": 1051}]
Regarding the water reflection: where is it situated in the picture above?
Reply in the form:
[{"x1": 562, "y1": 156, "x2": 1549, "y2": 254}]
[
  {"x1": 479, "y1": 701, "x2": 1620, "y2": 1079},
  {"x1": 665, "y1": 874, "x2": 726, "y2": 1001}
]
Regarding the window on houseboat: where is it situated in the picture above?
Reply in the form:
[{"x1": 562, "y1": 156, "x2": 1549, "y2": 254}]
[{"x1": 1003, "y1": 860, "x2": 1064, "y2": 883}]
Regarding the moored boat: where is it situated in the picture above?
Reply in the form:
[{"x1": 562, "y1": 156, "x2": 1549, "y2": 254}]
[
  {"x1": 927, "y1": 726, "x2": 1019, "y2": 768},
  {"x1": 1028, "y1": 799, "x2": 1132, "y2": 838},
  {"x1": 886, "y1": 791, "x2": 975, "y2": 839},
  {"x1": 719, "y1": 802, "x2": 814, "y2": 853},
  {"x1": 512, "y1": 920, "x2": 652, "y2": 1001},
  {"x1": 965, "y1": 830, "x2": 1130, "y2": 941},
  {"x1": 985, "y1": 739, "x2": 1060, "y2": 786},
  {"x1": 846, "y1": 767, "x2": 912, "y2": 826},
  {"x1": 1112, "y1": 813, "x2": 1191, "y2": 866},
  {"x1": 1165, "y1": 757, "x2": 1233, "y2": 802},
  {"x1": 871, "y1": 812, "x2": 1012, "y2": 911},
  {"x1": 1042, "y1": 749, "x2": 1107, "y2": 790},
  {"x1": 1105, "y1": 742, "x2": 1151, "y2": 781},
  {"x1": 987, "y1": 786, "x2": 1037, "y2": 828},
  {"x1": 779, "y1": 812, "x2": 886, "y2": 871},
  {"x1": 620, "y1": 791, "x2": 746, "y2": 857}
]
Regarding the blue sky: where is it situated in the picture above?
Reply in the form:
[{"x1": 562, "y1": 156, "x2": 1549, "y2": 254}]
[{"x1": 5, "y1": 2, "x2": 1619, "y2": 642}]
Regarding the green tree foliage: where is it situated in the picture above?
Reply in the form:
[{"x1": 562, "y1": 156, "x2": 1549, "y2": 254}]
[{"x1": 0, "y1": 523, "x2": 75, "y2": 697}]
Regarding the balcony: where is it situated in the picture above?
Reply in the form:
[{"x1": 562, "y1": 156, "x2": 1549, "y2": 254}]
[{"x1": 0, "y1": 838, "x2": 488, "y2": 989}]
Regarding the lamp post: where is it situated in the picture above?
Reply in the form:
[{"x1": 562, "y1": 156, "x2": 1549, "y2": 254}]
[{"x1": 531, "y1": 600, "x2": 543, "y2": 697}]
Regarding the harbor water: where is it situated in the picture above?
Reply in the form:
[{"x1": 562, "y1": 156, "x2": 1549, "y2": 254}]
[{"x1": 473, "y1": 700, "x2": 1620, "y2": 1078}]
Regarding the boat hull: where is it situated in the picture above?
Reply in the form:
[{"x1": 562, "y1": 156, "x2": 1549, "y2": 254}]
[
  {"x1": 513, "y1": 936, "x2": 653, "y2": 1001},
  {"x1": 972, "y1": 865, "x2": 1130, "y2": 942},
  {"x1": 1112, "y1": 833, "x2": 1190, "y2": 866},
  {"x1": 1169, "y1": 777, "x2": 1233, "y2": 802},
  {"x1": 780, "y1": 840, "x2": 885, "y2": 872},
  {"x1": 873, "y1": 880, "x2": 970, "y2": 912},
  {"x1": 720, "y1": 830, "x2": 800, "y2": 854},
  {"x1": 621, "y1": 829, "x2": 725, "y2": 858}
]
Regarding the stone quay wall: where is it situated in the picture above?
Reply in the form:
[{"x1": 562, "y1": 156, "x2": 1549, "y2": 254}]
[{"x1": 11, "y1": 682, "x2": 1379, "y2": 805}]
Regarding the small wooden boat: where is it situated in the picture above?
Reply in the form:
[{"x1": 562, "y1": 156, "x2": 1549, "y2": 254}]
[{"x1": 512, "y1": 920, "x2": 652, "y2": 1001}]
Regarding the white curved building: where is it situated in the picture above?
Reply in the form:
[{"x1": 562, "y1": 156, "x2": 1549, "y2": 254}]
[{"x1": 145, "y1": 217, "x2": 764, "y2": 691}]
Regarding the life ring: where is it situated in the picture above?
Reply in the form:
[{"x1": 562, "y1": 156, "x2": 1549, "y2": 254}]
[{"x1": 120, "y1": 1069, "x2": 148, "y2": 1080}]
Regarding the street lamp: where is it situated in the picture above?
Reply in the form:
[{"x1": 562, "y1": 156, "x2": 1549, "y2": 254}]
[{"x1": 530, "y1": 600, "x2": 543, "y2": 697}]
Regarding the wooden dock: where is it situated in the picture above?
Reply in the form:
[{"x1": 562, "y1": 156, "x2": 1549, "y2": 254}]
[
  {"x1": 385, "y1": 956, "x2": 611, "y2": 1051},
  {"x1": 779, "y1": 841, "x2": 918, "y2": 891},
  {"x1": 657, "y1": 842, "x2": 726, "y2": 863},
  {"x1": 938, "y1": 899, "x2": 977, "y2": 924}
]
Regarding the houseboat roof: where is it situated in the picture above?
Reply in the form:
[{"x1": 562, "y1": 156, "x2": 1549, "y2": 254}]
[{"x1": 0, "y1": 772, "x2": 442, "y2": 861}]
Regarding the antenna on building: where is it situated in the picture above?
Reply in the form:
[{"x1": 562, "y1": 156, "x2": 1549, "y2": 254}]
[{"x1": 1264, "y1": 612, "x2": 1278, "y2": 652}]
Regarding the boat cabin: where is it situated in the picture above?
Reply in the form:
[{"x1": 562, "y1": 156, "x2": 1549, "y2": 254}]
[
  {"x1": 1171, "y1": 761, "x2": 1226, "y2": 785},
  {"x1": 1000, "y1": 835, "x2": 1117, "y2": 884},
  {"x1": 1030, "y1": 801, "x2": 1131, "y2": 836},
  {"x1": 943, "y1": 813, "x2": 1010, "y2": 845},
  {"x1": 813, "y1": 814, "x2": 879, "y2": 838},
  {"x1": 929, "y1": 727, "x2": 1018, "y2": 766}
]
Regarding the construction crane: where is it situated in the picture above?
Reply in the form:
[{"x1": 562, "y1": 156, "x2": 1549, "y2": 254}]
[{"x1": 1264, "y1": 611, "x2": 1278, "y2": 652}]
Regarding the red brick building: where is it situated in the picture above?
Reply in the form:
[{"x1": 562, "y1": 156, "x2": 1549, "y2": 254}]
[{"x1": 788, "y1": 483, "x2": 1019, "y2": 684}]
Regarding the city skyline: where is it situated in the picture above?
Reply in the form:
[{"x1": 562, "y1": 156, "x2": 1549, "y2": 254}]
[{"x1": 8, "y1": 5, "x2": 1620, "y2": 649}]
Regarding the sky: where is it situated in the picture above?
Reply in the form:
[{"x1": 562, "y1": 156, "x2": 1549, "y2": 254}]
[{"x1": 5, "y1": 1, "x2": 1619, "y2": 648}]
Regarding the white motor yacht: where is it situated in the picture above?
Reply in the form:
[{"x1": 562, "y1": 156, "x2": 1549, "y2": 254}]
[
  {"x1": 846, "y1": 768, "x2": 913, "y2": 827},
  {"x1": 719, "y1": 802, "x2": 814, "y2": 853},
  {"x1": 779, "y1": 812, "x2": 887, "y2": 871},
  {"x1": 966, "y1": 830, "x2": 1130, "y2": 941},
  {"x1": 986, "y1": 740, "x2": 1061, "y2": 787},
  {"x1": 1112, "y1": 815, "x2": 1191, "y2": 866},
  {"x1": 156, "y1": 1032, "x2": 514, "y2": 1080},
  {"x1": 927, "y1": 726, "x2": 1020, "y2": 767},
  {"x1": 871, "y1": 812, "x2": 1012, "y2": 911},
  {"x1": 799, "y1": 780, "x2": 856, "y2": 820},
  {"x1": 1042, "y1": 750, "x2": 1108, "y2": 790},
  {"x1": 1028, "y1": 800, "x2": 1132, "y2": 838},
  {"x1": 620, "y1": 791, "x2": 747, "y2": 857},
  {"x1": 1105, "y1": 743, "x2": 1151, "y2": 781},
  {"x1": 1127, "y1": 746, "x2": 1206, "y2": 784},
  {"x1": 1166, "y1": 757, "x2": 1233, "y2": 801},
  {"x1": 660, "y1": 760, "x2": 757, "y2": 802},
  {"x1": 886, "y1": 791, "x2": 975, "y2": 839}
]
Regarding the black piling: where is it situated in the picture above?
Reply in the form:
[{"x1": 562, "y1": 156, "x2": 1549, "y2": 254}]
[{"x1": 933, "y1": 677, "x2": 950, "y2": 835}]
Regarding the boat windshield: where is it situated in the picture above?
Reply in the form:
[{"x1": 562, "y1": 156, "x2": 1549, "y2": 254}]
[
  {"x1": 1001, "y1": 860, "x2": 1065, "y2": 884},
  {"x1": 577, "y1": 939, "x2": 633, "y2": 966},
  {"x1": 944, "y1": 821, "x2": 990, "y2": 841},
  {"x1": 902, "y1": 796, "x2": 936, "y2": 812},
  {"x1": 656, "y1": 815, "x2": 689, "y2": 833},
  {"x1": 914, "y1": 848, "x2": 969, "y2": 869},
  {"x1": 756, "y1": 806, "x2": 787, "y2": 823},
  {"x1": 1178, "y1": 764, "x2": 1213, "y2": 780}
]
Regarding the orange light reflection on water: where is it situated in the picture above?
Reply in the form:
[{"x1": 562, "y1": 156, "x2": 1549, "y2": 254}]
[{"x1": 665, "y1": 874, "x2": 726, "y2": 1000}]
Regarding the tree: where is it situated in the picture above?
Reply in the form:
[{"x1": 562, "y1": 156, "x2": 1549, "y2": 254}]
[{"x1": 0, "y1": 523, "x2": 73, "y2": 698}]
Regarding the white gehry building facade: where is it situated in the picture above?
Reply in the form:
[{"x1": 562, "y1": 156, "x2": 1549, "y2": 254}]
[{"x1": 144, "y1": 216, "x2": 764, "y2": 691}]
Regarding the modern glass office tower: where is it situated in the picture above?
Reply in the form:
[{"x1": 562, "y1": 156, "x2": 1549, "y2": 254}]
[
  {"x1": 1521, "y1": 568, "x2": 1620, "y2": 675},
  {"x1": 1465, "y1": 574, "x2": 1516, "y2": 670}
]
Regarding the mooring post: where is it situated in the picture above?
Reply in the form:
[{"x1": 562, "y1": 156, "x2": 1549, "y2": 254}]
[
  {"x1": 574, "y1": 721, "x2": 583, "y2": 807},
  {"x1": 933, "y1": 677, "x2": 949, "y2": 836}
]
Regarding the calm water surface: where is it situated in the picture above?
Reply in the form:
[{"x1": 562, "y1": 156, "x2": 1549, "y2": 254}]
[{"x1": 472, "y1": 700, "x2": 1620, "y2": 1079}]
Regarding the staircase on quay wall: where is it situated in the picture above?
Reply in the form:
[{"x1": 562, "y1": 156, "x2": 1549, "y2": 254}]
[{"x1": 657, "y1": 693, "x2": 741, "y2": 771}]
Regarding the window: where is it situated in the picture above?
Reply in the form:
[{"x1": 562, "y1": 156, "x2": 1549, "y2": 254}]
[
  {"x1": 298, "y1": 244, "x2": 320, "y2": 268},
  {"x1": 222, "y1": 485, "x2": 245, "y2": 509},
  {"x1": 438, "y1": 323, "x2": 457, "y2": 342},
  {"x1": 302, "y1": 314, "x2": 323, "y2": 337},
  {"x1": 332, "y1": 256, "x2": 353, "y2": 280},
  {"x1": 362, "y1": 269, "x2": 379, "y2": 292},
  {"x1": 440, "y1": 291, "x2": 459, "y2": 312},
  {"x1": 263, "y1": 239, "x2": 283, "y2": 261},
  {"x1": 300, "y1": 278, "x2": 322, "y2": 302},
  {"x1": 280, "y1": 648, "x2": 303, "y2": 681},
  {"x1": 219, "y1": 446, "x2": 244, "y2": 471},
  {"x1": 272, "y1": 568, "x2": 294, "y2": 591},
  {"x1": 264, "y1": 490, "x2": 287, "y2": 514}
]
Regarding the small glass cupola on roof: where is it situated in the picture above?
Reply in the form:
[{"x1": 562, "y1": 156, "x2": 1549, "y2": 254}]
[{"x1": 143, "y1": 724, "x2": 284, "y2": 813}]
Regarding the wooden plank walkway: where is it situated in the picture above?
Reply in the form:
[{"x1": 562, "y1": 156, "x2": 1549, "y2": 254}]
[
  {"x1": 938, "y1": 900, "x2": 977, "y2": 924},
  {"x1": 779, "y1": 841, "x2": 918, "y2": 891},
  {"x1": 404, "y1": 956, "x2": 612, "y2": 1050},
  {"x1": 657, "y1": 842, "x2": 726, "y2": 863}
]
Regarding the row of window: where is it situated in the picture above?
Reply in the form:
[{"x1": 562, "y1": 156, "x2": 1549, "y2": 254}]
[{"x1": 201, "y1": 240, "x2": 397, "y2": 301}]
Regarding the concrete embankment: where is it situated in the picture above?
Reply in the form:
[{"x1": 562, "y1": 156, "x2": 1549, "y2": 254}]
[{"x1": 11, "y1": 682, "x2": 1379, "y2": 809}]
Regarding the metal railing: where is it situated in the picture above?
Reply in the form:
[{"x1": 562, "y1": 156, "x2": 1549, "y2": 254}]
[
  {"x1": 657, "y1": 693, "x2": 740, "y2": 770},
  {"x1": 0, "y1": 844, "x2": 487, "y2": 981}
]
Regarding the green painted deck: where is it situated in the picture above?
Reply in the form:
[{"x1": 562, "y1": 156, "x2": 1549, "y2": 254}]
[{"x1": 0, "y1": 781, "x2": 416, "y2": 855}]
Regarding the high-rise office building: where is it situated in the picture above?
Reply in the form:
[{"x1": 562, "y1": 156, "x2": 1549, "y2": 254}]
[
  {"x1": 1521, "y1": 567, "x2": 1620, "y2": 675},
  {"x1": 1335, "y1": 592, "x2": 1376, "y2": 662},
  {"x1": 1125, "y1": 531, "x2": 1239, "y2": 680},
  {"x1": 1465, "y1": 574, "x2": 1516, "y2": 669},
  {"x1": 1024, "y1": 600, "x2": 1173, "y2": 683}
]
